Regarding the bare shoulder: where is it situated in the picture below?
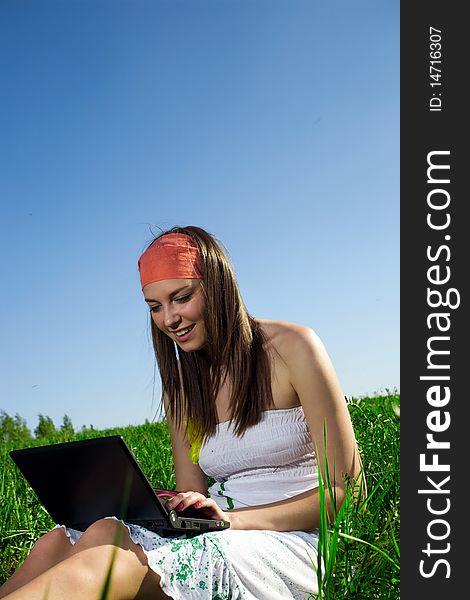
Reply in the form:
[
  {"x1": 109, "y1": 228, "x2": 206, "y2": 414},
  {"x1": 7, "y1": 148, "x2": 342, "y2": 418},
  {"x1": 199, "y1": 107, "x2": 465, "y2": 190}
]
[
  {"x1": 257, "y1": 319, "x2": 326, "y2": 364},
  {"x1": 257, "y1": 322, "x2": 361, "y2": 489},
  {"x1": 257, "y1": 318, "x2": 344, "y2": 409}
]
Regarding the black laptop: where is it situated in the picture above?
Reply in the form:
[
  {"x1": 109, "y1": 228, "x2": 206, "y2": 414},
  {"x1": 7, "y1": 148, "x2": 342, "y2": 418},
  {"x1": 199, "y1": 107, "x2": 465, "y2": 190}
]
[{"x1": 9, "y1": 435, "x2": 229, "y2": 536}]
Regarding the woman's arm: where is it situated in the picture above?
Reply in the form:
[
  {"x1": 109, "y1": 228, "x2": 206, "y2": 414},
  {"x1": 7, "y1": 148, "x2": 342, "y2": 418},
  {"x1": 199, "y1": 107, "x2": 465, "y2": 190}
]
[
  {"x1": 228, "y1": 489, "x2": 318, "y2": 531},
  {"x1": 165, "y1": 398, "x2": 208, "y2": 495},
  {"x1": 166, "y1": 488, "x2": 320, "y2": 531}
]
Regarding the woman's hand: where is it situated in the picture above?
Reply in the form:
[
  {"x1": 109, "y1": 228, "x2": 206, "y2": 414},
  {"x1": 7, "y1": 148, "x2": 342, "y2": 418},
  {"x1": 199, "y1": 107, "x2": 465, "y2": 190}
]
[{"x1": 164, "y1": 490, "x2": 230, "y2": 523}]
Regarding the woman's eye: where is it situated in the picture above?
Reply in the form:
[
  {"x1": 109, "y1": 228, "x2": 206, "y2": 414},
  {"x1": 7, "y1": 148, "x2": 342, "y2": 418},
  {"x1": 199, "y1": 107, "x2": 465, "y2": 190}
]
[
  {"x1": 149, "y1": 305, "x2": 161, "y2": 313},
  {"x1": 175, "y1": 294, "x2": 191, "y2": 303}
]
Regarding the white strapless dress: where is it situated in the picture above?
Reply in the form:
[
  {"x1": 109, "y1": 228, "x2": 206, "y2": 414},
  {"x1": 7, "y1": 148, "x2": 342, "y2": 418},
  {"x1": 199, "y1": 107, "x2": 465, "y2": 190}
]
[{"x1": 199, "y1": 406, "x2": 319, "y2": 509}]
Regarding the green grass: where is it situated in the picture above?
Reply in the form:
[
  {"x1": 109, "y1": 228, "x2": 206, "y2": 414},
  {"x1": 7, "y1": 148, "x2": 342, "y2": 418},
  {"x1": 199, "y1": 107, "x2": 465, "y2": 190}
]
[
  {"x1": 0, "y1": 392, "x2": 400, "y2": 598},
  {"x1": 312, "y1": 391, "x2": 400, "y2": 599}
]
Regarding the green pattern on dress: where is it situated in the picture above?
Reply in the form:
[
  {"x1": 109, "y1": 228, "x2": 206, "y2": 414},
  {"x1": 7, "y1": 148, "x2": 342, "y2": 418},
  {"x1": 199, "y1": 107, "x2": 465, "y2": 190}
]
[
  {"x1": 212, "y1": 590, "x2": 231, "y2": 600},
  {"x1": 218, "y1": 480, "x2": 235, "y2": 509},
  {"x1": 160, "y1": 530, "x2": 241, "y2": 596},
  {"x1": 168, "y1": 536, "x2": 205, "y2": 584},
  {"x1": 206, "y1": 532, "x2": 225, "y2": 558}
]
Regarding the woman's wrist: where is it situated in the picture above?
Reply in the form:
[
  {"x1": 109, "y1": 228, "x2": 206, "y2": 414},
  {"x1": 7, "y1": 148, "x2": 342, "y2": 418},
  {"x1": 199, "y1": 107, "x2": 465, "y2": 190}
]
[
  {"x1": 225, "y1": 510, "x2": 243, "y2": 530},
  {"x1": 225, "y1": 509, "x2": 261, "y2": 531}
]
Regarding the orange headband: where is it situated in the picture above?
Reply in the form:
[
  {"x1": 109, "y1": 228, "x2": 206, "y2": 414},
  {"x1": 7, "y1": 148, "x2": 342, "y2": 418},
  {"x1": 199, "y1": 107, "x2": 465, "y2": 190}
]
[{"x1": 138, "y1": 233, "x2": 203, "y2": 289}]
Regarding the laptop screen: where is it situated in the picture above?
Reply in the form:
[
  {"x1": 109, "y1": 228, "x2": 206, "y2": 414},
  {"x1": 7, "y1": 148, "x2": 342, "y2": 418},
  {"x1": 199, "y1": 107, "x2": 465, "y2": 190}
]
[{"x1": 10, "y1": 436, "x2": 166, "y2": 530}]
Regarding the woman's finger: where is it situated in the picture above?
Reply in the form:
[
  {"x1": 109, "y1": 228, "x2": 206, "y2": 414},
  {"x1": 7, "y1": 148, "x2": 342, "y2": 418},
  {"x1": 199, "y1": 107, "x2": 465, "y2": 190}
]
[{"x1": 165, "y1": 491, "x2": 205, "y2": 511}]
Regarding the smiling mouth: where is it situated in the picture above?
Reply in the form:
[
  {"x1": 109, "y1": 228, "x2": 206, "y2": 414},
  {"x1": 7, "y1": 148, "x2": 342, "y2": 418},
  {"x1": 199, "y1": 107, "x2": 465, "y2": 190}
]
[{"x1": 174, "y1": 324, "x2": 195, "y2": 338}]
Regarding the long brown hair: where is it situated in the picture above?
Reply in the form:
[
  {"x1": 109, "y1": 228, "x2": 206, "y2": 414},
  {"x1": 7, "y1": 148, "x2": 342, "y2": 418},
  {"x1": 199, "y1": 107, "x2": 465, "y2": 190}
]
[{"x1": 146, "y1": 225, "x2": 274, "y2": 439}]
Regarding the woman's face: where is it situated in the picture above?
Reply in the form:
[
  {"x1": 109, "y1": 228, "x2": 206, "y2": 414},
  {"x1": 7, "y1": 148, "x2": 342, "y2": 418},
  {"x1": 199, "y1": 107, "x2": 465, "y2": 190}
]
[{"x1": 143, "y1": 278, "x2": 206, "y2": 352}]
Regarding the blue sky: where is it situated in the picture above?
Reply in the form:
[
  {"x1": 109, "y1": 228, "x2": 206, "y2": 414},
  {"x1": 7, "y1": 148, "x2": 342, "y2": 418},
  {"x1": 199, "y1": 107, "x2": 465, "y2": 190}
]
[{"x1": 0, "y1": 0, "x2": 399, "y2": 432}]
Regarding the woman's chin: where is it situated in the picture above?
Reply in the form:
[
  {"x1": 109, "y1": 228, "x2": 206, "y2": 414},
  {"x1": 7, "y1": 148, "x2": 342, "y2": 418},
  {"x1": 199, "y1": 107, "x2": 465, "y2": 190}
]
[
  {"x1": 173, "y1": 325, "x2": 207, "y2": 353},
  {"x1": 176, "y1": 338, "x2": 205, "y2": 353}
]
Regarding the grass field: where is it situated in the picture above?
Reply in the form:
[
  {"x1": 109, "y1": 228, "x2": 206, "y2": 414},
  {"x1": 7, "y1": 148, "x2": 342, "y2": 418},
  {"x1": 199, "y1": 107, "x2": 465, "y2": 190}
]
[{"x1": 0, "y1": 392, "x2": 400, "y2": 599}]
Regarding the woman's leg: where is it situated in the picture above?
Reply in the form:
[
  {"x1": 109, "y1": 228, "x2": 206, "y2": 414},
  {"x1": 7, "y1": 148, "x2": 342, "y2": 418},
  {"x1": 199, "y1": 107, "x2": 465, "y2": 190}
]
[
  {"x1": 0, "y1": 527, "x2": 73, "y2": 598},
  {"x1": 0, "y1": 519, "x2": 172, "y2": 600}
]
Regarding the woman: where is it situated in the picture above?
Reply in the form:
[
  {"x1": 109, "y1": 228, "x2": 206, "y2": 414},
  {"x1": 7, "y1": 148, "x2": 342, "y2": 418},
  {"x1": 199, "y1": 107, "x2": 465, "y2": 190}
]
[{"x1": 0, "y1": 226, "x2": 364, "y2": 599}]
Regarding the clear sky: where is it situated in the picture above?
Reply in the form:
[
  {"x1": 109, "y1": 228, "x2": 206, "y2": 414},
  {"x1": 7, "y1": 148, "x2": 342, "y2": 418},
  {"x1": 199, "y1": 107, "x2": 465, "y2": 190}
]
[{"x1": 0, "y1": 0, "x2": 399, "y2": 432}]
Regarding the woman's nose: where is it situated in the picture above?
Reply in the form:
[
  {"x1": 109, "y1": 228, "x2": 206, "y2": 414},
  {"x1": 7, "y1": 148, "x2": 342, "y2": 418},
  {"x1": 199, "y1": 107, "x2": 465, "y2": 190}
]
[{"x1": 163, "y1": 306, "x2": 181, "y2": 329}]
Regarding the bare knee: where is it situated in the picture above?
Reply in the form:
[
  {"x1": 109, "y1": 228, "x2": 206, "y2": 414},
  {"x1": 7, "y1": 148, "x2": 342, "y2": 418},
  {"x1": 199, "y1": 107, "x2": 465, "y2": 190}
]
[
  {"x1": 75, "y1": 519, "x2": 147, "y2": 565},
  {"x1": 30, "y1": 527, "x2": 72, "y2": 559},
  {"x1": 82, "y1": 518, "x2": 124, "y2": 544},
  {"x1": 74, "y1": 521, "x2": 166, "y2": 596}
]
